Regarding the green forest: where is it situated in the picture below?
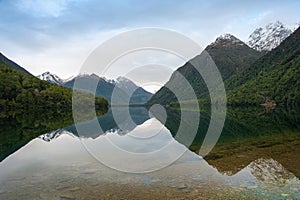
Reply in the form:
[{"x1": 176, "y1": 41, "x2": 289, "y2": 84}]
[
  {"x1": 226, "y1": 27, "x2": 300, "y2": 106},
  {"x1": 0, "y1": 60, "x2": 108, "y2": 116}
]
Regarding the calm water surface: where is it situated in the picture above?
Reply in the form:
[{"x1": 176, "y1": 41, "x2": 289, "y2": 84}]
[{"x1": 0, "y1": 107, "x2": 299, "y2": 199}]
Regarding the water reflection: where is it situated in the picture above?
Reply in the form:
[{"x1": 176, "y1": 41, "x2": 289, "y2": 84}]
[
  {"x1": 0, "y1": 107, "x2": 150, "y2": 161},
  {"x1": 63, "y1": 106, "x2": 150, "y2": 139},
  {"x1": 151, "y1": 106, "x2": 300, "y2": 177},
  {"x1": 0, "y1": 106, "x2": 299, "y2": 199}
]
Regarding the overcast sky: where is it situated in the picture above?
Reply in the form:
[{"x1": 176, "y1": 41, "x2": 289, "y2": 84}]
[{"x1": 0, "y1": 0, "x2": 299, "y2": 90}]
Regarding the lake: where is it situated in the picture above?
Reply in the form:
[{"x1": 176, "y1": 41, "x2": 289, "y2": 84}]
[{"x1": 0, "y1": 106, "x2": 299, "y2": 199}]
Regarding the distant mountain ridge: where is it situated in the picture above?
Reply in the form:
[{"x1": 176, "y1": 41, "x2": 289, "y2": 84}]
[
  {"x1": 247, "y1": 21, "x2": 292, "y2": 51},
  {"x1": 53, "y1": 73, "x2": 153, "y2": 105}
]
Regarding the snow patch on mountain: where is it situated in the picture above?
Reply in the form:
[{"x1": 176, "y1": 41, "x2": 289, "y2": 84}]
[
  {"x1": 210, "y1": 33, "x2": 245, "y2": 47},
  {"x1": 115, "y1": 76, "x2": 139, "y2": 95},
  {"x1": 247, "y1": 21, "x2": 292, "y2": 51},
  {"x1": 37, "y1": 71, "x2": 65, "y2": 85},
  {"x1": 38, "y1": 129, "x2": 75, "y2": 142},
  {"x1": 38, "y1": 72, "x2": 152, "y2": 102}
]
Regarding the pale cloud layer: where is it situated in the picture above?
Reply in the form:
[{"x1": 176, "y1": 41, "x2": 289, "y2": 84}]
[
  {"x1": 0, "y1": 0, "x2": 299, "y2": 84},
  {"x1": 14, "y1": 0, "x2": 72, "y2": 17}
]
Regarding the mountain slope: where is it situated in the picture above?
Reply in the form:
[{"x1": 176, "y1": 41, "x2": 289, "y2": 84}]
[
  {"x1": 247, "y1": 21, "x2": 292, "y2": 52},
  {"x1": 115, "y1": 77, "x2": 153, "y2": 104},
  {"x1": 226, "y1": 27, "x2": 300, "y2": 106},
  {"x1": 0, "y1": 52, "x2": 32, "y2": 75},
  {"x1": 205, "y1": 34, "x2": 263, "y2": 79},
  {"x1": 148, "y1": 34, "x2": 262, "y2": 105}
]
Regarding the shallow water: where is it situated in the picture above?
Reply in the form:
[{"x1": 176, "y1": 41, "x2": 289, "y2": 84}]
[{"x1": 0, "y1": 107, "x2": 299, "y2": 199}]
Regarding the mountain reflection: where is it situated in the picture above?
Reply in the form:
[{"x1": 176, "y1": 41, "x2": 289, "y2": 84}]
[
  {"x1": 1, "y1": 106, "x2": 300, "y2": 180},
  {"x1": 1, "y1": 120, "x2": 299, "y2": 199},
  {"x1": 0, "y1": 107, "x2": 150, "y2": 161},
  {"x1": 152, "y1": 106, "x2": 300, "y2": 178}
]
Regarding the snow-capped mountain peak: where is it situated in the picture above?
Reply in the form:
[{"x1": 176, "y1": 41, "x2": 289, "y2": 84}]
[
  {"x1": 115, "y1": 76, "x2": 139, "y2": 95},
  {"x1": 37, "y1": 71, "x2": 64, "y2": 85},
  {"x1": 247, "y1": 21, "x2": 292, "y2": 51},
  {"x1": 101, "y1": 76, "x2": 116, "y2": 84},
  {"x1": 116, "y1": 76, "x2": 131, "y2": 83},
  {"x1": 218, "y1": 33, "x2": 237, "y2": 41},
  {"x1": 210, "y1": 33, "x2": 245, "y2": 47}
]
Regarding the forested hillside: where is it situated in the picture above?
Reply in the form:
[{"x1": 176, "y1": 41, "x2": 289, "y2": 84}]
[
  {"x1": 226, "y1": 27, "x2": 300, "y2": 106},
  {"x1": 148, "y1": 34, "x2": 262, "y2": 105},
  {"x1": 0, "y1": 58, "x2": 108, "y2": 114}
]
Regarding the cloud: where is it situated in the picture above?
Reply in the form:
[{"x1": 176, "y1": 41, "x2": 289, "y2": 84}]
[
  {"x1": 0, "y1": 0, "x2": 299, "y2": 81},
  {"x1": 14, "y1": 0, "x2": 72, "y2": 17}
]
